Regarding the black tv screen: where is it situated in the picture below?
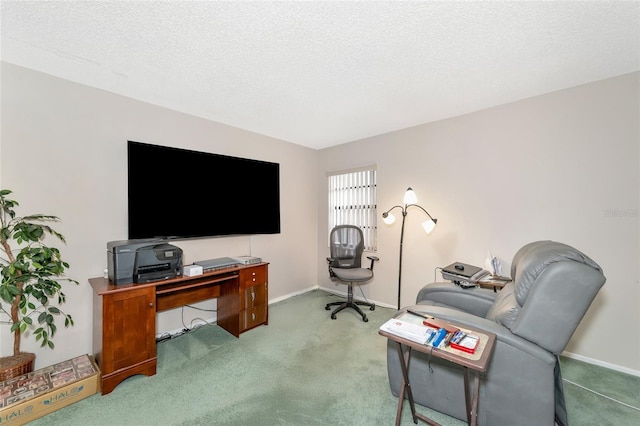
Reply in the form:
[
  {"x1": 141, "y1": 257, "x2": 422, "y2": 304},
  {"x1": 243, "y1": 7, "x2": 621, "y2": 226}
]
[{"x1": 127, "y1": 141, "x2": 280, "y2": 239}]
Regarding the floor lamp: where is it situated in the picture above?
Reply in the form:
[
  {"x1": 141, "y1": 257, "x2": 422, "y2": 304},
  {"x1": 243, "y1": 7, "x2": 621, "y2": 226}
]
[{"x1": 382, "y1": 187, "x2": 437, "y2": 310}]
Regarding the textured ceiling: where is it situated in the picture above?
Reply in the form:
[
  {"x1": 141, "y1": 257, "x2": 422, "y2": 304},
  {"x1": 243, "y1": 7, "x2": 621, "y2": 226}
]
[{"x1": 1, "y1": 1, "x2": 639, "y2": 149}]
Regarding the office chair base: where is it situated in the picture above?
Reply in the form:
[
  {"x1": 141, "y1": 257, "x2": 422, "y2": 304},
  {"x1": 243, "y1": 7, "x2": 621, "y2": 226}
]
[
  {"x1": 325, "y1": 300, "x2": 375, "y2": 322},
  {"x1": 325, "y1": 285, "x2": 375, "y2": 322}
]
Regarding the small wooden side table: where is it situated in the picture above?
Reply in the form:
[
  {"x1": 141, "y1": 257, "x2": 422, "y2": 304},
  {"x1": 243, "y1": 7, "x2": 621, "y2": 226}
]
[
  {"x1": 380, "y1": 313, "x2": 496, "y2": 426},
  {"x1": 477, "y1": 276, "x2": 512, "y2": 292}
]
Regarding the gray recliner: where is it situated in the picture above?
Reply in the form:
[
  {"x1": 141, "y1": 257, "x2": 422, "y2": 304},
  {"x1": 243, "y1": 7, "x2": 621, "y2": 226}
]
[{"x1": 386, "y1": 241, "x2": 606, "y2": 426}]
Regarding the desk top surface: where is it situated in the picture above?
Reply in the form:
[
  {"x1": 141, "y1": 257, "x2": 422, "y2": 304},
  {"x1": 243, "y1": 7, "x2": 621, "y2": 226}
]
[{"x1": 89, "y1": 262, "x2": 268, "y2": 295}]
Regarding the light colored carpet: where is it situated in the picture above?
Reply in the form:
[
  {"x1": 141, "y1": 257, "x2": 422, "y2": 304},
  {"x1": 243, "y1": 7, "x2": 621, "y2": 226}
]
[{"x1": 29, "y1": 290, "x2": 639, "y2": 425}]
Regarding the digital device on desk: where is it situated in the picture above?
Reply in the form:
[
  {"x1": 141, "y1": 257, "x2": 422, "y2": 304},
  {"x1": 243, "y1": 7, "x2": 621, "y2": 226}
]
[
  {"x1": 107, "y1": 240, "x2": 183, "y2": 285},
  {"x1": 232, "y1": 256, "x2": 262, "y2": 265},
  {"x1": 194, "y1": 257, "x2": 240, "y2": 272},
  {"x1": 441, "y1": 262, "x2": 490, "y2": 288}
]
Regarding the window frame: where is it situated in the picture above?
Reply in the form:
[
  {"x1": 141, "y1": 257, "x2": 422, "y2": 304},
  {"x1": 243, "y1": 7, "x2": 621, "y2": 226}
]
[{"x1": 327, "y1": 165, "x2": 377, "y2": 251}]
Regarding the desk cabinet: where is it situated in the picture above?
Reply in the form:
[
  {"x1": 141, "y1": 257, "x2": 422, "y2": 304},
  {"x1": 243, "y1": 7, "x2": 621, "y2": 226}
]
[
  {"x1": 90, "y1": 262, "x2": 268, "y2": 394},
  {"x1": 239, "y1": 265, "x2": 268, "y2": 332},
  {"x1": 92, "y1": 285, "x2": 157, "y2": 395}
]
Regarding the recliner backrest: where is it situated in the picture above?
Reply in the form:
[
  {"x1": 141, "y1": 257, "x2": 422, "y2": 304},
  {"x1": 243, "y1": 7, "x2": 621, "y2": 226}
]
[
  {"x1": 329, "y1": 225, "x2": 364, "y2": 269},
  {"x1": 486, "y1": 241, "x2": 605, "y2": 354}
]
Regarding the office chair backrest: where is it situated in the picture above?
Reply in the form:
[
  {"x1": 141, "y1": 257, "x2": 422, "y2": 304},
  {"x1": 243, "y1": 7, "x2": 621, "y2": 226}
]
[{"x1": 329, "y1": 225, "x2": 364, "y2": 269}]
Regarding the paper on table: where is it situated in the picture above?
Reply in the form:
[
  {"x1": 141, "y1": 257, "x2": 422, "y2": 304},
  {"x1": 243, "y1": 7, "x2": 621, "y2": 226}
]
[
  {"x1": 485, "y1": 252, "x2": 502, "y2": 276},
  {"x1": 380, "y1": 318, "x2": 437, "y2": 345}
]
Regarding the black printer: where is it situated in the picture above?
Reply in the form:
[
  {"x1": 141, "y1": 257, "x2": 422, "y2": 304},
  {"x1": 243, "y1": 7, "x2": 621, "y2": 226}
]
[{"x1": 107, "y1": 240, "x2": 183, "y2": 285}]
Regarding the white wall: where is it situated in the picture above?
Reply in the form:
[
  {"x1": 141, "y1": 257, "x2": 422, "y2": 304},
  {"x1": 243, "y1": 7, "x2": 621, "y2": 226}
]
[
  {"x1": 0, "y1": 62, "x2": 319, "y2": 368},
  {"x1": 2, "y1": 62, "x2": 638, "y2": 376},
  {"x1": 318, "y1": 72, "x2": 640, "y2": 374}
]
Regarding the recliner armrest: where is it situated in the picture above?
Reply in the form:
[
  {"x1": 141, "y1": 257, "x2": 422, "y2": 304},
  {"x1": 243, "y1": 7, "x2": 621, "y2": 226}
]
[{"x1": 416, "y1": 282, "x2": 497, "y2": 318}]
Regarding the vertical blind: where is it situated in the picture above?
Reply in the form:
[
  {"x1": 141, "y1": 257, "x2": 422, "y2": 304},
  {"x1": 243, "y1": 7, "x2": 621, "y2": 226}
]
[{"x1": 328, "y1": 167, "x2": 377, "y2": 251}]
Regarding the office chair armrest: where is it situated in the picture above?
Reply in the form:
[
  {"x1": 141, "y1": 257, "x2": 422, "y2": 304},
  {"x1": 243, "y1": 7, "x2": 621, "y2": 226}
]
[
  {"x1": 366, "y1": 255, "x2": 379, "y2": 271},
  {"x1": 327, "y1": 257, "x2": 336, "y2": 278}
]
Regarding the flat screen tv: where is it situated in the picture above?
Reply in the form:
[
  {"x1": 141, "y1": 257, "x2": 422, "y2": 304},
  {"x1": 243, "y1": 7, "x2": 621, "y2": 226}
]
[{"x1": 127, "y1": 141, "x2": 280, "y2": 240}]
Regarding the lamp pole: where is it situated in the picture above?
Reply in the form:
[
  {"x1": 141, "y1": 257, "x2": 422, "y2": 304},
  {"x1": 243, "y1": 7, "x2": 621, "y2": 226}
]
[
  {"x1": 397, "y1": 208, "x2": 408, "y2": 311},
  {"x1": 382, "y1": 188, "x2": 437, "y2": 310}
]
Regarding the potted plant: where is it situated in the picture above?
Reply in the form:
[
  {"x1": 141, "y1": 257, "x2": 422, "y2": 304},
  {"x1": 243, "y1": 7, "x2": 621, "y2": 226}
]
[{"x1": 0, "y1": 189, "x2": 78, "y2": 380}]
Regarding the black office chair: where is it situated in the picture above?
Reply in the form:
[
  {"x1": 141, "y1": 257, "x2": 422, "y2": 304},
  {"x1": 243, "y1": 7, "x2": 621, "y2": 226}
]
[{"x1": 325, "y1": 225, "x2": 379, "y2": 322}]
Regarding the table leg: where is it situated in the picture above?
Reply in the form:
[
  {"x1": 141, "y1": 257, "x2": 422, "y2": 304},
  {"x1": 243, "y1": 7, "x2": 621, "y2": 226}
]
[
  {"x1": 470, "y1": 372, "x2": 480, "y2": 426},
  {"x1": 463, "y1": 366, "x2": 481, "y2": 426},
  {"x1": 394, "y1": 342, "x2": 441, "y2": 426},
  {"x1": 396, "y1": 376, "x2": 405, "y2": 426},
  {"x1": 463, "y1": 367, "x2": 471, "y2": 424},
  {"x1": 395, "y1": 342, "x2": 418, "y2": 424}
]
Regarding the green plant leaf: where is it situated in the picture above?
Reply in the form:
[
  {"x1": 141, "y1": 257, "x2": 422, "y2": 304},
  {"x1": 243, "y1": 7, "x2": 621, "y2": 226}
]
[{"x1": 0, "y1": 188, "x2": 77, "y2": 353}]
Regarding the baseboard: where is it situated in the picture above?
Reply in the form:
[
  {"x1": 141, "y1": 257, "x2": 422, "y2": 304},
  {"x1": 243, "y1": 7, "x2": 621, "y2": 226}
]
[
  {"x1": 268, "y1": 286, "x2": 318, "y2": 304},
  {"x1": 562, "y1": 350, "x2": 640, "y2": 378}
]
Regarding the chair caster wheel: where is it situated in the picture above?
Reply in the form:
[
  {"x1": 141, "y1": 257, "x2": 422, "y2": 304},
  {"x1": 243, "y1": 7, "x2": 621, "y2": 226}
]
[
  {"x1": 331, "y1": 314, "x2": 337, "y2": 320},
  {"x1": 325, "y1": 305, "x2": 330, "y2": 310},
  {"x1": 370, "y1": 305, "x2": 375, "y2": 311},
  {"x1": 363, "y1": 316, "x2": 369, "y2": 322}
]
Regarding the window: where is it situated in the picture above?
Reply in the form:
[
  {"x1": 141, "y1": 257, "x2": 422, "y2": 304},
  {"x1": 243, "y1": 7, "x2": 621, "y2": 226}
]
[{"x1": 328, "y1": 166, "x2": 377, "y2": 251}]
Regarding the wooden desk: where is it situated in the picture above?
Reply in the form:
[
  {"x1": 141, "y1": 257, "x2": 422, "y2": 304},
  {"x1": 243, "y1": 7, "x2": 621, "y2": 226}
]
[
  {"x1": 380, "y1": 312, "x2": 496, "y2": 426},
  {"x1": 89, "y1": 263, "x2": 268, "y2": 395}
]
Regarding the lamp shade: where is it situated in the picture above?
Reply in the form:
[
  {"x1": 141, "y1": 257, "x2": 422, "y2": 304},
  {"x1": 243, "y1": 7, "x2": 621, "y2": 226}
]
[
  {"x1": 383, "y1": 212, "x2": 396, "y2": 225},
  {"x1": 422, "y1": 219, "x2": 437, "y2": 234},
  {"x1": 403, "y1": 187, "x2": 418, "y2": 205}
]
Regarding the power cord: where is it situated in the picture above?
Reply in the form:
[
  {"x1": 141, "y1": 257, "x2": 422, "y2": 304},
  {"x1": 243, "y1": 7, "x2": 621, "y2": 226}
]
[
  {"x1": 181, "y1": 306, "x2": 216, "y2": 333},
  {"x1": 156, "y1": 332, "x2": 172, "y2": 343},
  {"x1": 184, "y1": 304, "x2": 217, "y2": 313},
  {"x1": 562, "y1": 378, "x2": 640, "y2": 412},
  {"x1": 357, "y1": 283, "x2": 372, "y2": 304},
  {"x1": 156, "y1": 305, "x2": 217, "y2": 343},
  {"x1": 433, "y1": 266, "x2": 443, "y2": 283}
]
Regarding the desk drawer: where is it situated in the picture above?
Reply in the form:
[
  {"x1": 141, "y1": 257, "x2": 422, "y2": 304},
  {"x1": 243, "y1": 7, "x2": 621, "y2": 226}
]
[
  {"x1": 240, "y1": 305, "x2": 267, "y2": 331},
  {"x1": 240, "y1": 266, "x2": 267, "y2": 288},
  {"x1": 156, "y1": 285, "x2": 220, "y2": 312},
  {"x1": 155, "y1": 274, "x2": 234, "y2": 312},
  {"x1": 241, "y1": 283, "x2": 267, "y2": 310}
]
